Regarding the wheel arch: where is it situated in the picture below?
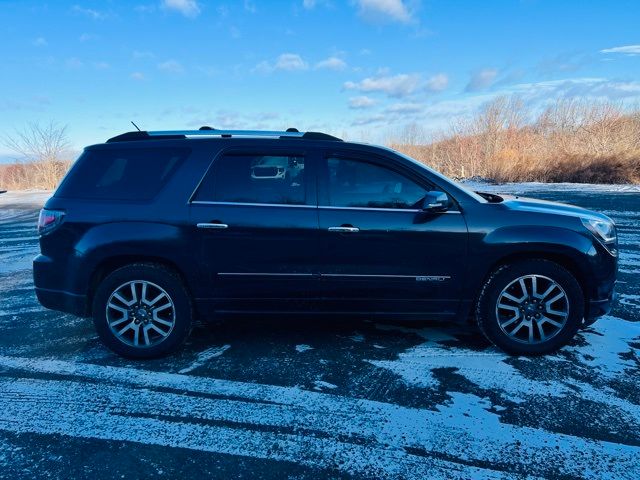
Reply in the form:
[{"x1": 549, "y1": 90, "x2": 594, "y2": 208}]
[
  {"x1": 471, "y1": 251, "x2": 590, "y2": 320},
  {"x1": 87, "y1": 256, "x2": 193, "y2": 316}
]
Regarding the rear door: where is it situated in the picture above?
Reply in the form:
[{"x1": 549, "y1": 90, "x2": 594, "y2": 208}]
[
  {"x1": 189, "y1": 147, "x2": 320, "y2": 311},
  {"x1": 317, "y1": 152, "x2": 468, "y2": 316}
]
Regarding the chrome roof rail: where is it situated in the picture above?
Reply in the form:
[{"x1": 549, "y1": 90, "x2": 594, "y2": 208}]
[
  {"x1": 106, "y1": 129, "x2": 342, "y2": 143},
  {"x1": 148, "y1": 129, "x2": 305, "y2": 138}
]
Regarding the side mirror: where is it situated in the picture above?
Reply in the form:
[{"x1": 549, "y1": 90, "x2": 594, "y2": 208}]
[{"x1": 421, "y1": 191, "x2": 449, "y2": 212}]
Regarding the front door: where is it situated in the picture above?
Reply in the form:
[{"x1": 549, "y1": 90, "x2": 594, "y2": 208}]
[
  {"x1": 190, "y1": 148, "x2": 319, "y2": 311},
  {"x1": 317, "y1": 154, "x2": 468, "y2": 316}
]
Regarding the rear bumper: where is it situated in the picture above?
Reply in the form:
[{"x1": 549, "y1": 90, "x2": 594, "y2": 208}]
[
  {"x1": 34, "y1": 254, "x2": 89, "y2": 317},
  {"x1": 34, "y1": 287, "x2": 89, "y2": 317}
]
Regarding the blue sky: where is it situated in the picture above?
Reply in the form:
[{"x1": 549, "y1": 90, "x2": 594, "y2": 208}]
[{"x1": 1, "y1": 0, "x2": 639, "y2": 154}]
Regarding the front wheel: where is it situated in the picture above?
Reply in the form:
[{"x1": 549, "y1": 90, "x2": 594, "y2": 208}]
[
  {"x1": 476, "y1": 259, "x2": 584, "y2": 355},
  {"x1": 92, "y1": 263, "x2": 192, "y2": 358}
]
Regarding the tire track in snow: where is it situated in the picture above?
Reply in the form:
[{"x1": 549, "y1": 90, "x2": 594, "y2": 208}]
[{"x1": 0, "y1": 356, "x2": 639, "y2": 479}]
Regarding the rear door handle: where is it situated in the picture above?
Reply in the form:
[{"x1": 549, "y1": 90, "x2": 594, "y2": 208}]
[
  {"x1": 328, "y1": 226, "x2": 360, "y2": 233},
  {"x1": 197, "y1": 222, "x2": 228, "y2": 229}
]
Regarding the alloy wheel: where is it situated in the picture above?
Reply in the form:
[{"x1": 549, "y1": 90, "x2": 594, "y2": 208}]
[
  {"x1": 495, "y1": 274, "x2": 569, "y2": 344},
  {"x1": 105, "y1": 280, "x2": 175, "y2": 348}
]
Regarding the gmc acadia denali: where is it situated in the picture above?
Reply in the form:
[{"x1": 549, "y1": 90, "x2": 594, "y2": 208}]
[{"x1": 33, "y1": 128, "x2": 618, "y2": 358}]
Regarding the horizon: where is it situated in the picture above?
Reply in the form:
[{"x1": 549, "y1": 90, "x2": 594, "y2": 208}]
[{"x1": 1, "y1": 0, "x2": 640, "y2": 156}]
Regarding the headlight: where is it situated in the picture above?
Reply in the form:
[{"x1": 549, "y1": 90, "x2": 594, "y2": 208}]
[{"x1": 581, "y1": 218, "x2": 617, "y2": 252}]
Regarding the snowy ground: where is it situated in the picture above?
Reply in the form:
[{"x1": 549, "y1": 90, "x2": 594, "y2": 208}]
[{"x1": 0, "y1": 185, "x2": 639, "y2": 479}]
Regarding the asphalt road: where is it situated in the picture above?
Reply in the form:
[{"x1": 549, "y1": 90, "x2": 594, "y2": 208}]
[{"x1": 0, "y1": 185, "x2": 639, "y2": 479}]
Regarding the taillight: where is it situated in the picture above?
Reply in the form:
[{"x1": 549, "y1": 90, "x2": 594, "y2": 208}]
[{"x1": 37, "y1": 209, "x2": 65, "y2": 235}]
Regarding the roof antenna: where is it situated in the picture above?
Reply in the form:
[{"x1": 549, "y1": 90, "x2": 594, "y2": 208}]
[{"x1": 131, "y1": 121, "x2": 142, "y2": 132}]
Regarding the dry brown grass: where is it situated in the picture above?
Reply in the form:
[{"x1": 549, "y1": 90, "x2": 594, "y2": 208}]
[
  {"x1": 390, "y1": 97, "x2": 640, "y2": 184},
  {"x1": 0, "y1": 160, "x2": 72, "y2": 191}
]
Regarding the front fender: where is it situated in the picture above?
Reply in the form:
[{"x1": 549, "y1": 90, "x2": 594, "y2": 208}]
[
  {"x1": 483, "y1": 225, "x2": 595, "y2": 256},
  {"x1": 463, "y1": 225, "x2": 600, "y2": 300}
]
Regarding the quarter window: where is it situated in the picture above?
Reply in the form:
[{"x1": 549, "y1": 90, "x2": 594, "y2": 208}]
[
  {"x1": 326, "y1": 157, "x2": 427, "y2": 209},
  {"x1": 55, "y1": 148, "x2": 188, "y2": 201},
  {"x1": 194, "y1": 154, "x2": 307, "y2": 205}
]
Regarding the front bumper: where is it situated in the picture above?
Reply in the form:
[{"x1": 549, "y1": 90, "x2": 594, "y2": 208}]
[{"x1": 584, "y1": 290, "x2": 616, "y2": 326}]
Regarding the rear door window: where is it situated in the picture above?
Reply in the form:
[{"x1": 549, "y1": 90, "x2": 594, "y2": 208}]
[
  {"x1": 193, "y1": 153, "x2": 308, "y2": 205},
  {"x1": 56, "y1": 147, "x2": 188, "y2": 200}
]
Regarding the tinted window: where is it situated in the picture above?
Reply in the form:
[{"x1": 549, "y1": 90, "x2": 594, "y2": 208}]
[
  {"x1": 56, "y1": 148, "x2": 188, "y2": 200},
  {"x1": 194, "y1": 154, "x2": 306, "y2": 205},
  {"x1": 326, "y1": 158, "x2": 427, "y2": 209}
]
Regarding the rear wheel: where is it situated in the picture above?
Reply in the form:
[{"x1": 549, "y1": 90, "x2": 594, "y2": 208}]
[
  {"x1": 92, "y1": 263, "x2": 192, "y2": 358},
  {"x1": 476, "y1": 259, "x2": 584, "y2": 355}
]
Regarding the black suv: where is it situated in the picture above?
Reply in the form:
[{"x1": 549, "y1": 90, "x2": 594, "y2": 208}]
[{"x1": 34, "y1": 129, "x2": 617, "y2": 358}]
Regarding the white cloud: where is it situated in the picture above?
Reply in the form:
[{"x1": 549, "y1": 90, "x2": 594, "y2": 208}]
[
  {"x1": 466, "y1": 68, "x2": 498, "y2": 92},
  {"x1": 385, "y1": 102, "x2": 424, "y2": 114},
  {"x1": 348, "y1": 96, "x2": 377, "y2": 109},
  {"x1": 32, "y1": 37, "x2": 47, "y2": 47},
  {"x1": 344, "y1": 73, "x2": 421, "y2": 97},
  {"x1": 508, "y1": 77, "x2": 640, "y2": 102},
  {"x1": 93, "y1": 61, "x2": 110, "y2": 70},
  {"x1": 315, "y1": 57, "x2": 347, "y2": 71},
  {"x1": 71, "y1": 5, "x2": 107, "y2": 19},
  {"x1": 425, "y1": 73, "x2": 448, "y2": 92},
  {"x1": 157, "y1": 59, "x2": 184, "y2": 73},
  {"x1": 600, "y1": 45, "x2": 640, "y2": 55},
  {"x1": 343, "y1": 77, "x2": 640, "y2": 139},
  {"x1": 356, "y1": 0, "x2": 413, "y2": 24},
  {"x1": 302, "y1": 0, "x2": 331, "y2": 8},
  {"x1": 130, "y1": 72, "x2": 145, "y2": 81},
  {"x1": 65, "y1": 57, "x2": 83, "y2": 69},
  {"x1": 538, "y1": 53, "x2": 589, "y2": 75},
  {"x1": 79, "y1": 33, "x2": 97, "y2": 42},
  {"x1": 255, "y1": 53, "x2": 308, "y2": 73},
  {"x1": 135, "y1": 5, "x2": 156, "y2": 14},
  {"x1": 244, "y1": 0, "x2": 256, "y2": 13},
  {"x1": 161, "y1": 0, "x2": 200, "y2": 18},
  {"x1": 253, "y1": 61, "x2": 272, "y2": 74},
  {"x1": 352, "y1": 114, "x2": 386, "y2": 126},
  {"x1": 133, "y1": 50, "x2": 155, "y2": 59},
  {"x1": 275, "y1": 53, "x2": 308, "y2": 71}
]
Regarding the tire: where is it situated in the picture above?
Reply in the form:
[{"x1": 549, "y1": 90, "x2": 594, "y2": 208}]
[
  {"x1": 476, "y1": 259, "x2": 584, "y2": 355},
  {"x1": 92, "y1": 263, "x2": 192, "y2": 359}
]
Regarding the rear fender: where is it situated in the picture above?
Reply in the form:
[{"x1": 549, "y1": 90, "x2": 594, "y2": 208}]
[{"x1": 71, "y1": 222, "x2": 197, "y2": 296}]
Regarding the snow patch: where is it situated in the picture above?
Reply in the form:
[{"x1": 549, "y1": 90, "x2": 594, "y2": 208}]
[
  {"x1": 1, "y1": 355, "x2": 639, "y2": 478},
  {"x1": 461, "y1": 180, "x2": 640, "y2": 194},
  {"x1": 295, "y1": 344, "x2": 314, "y2": 353},
  {"x1": 178, "y1": 345, "x2": 230, "y2": 373},
  {"x1": 349, "y1": 332, "x2": 365, "y2": 342},
  {"x1": 313, "y1": 380, "x2": 338, "y2": 390}
]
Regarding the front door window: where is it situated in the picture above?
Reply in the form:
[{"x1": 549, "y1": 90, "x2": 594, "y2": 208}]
[{"x1": 326, "y1": 157, "x2": 427, "y2": 209}]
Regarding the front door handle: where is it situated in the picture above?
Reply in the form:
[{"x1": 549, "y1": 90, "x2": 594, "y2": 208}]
[
  {"x1": 328, "y1": 226, "x2": 360, "y2": 233},
  {"x1": 197, "y1": 222, "x2": 228, "y2": 229}
]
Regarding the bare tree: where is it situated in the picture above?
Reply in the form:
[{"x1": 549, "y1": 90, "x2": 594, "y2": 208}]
[
  {"x1": 3, "y1": 122, "x2": 70, "y2": 162},
  {"x1": 2, "y1": 122, "x2": 72, "y2": 190}
]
